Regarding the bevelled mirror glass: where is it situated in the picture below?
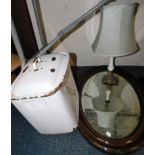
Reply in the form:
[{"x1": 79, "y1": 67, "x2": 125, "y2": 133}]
[{"x1": 81, "y1": 71, "x2": 141, "y2": 139}]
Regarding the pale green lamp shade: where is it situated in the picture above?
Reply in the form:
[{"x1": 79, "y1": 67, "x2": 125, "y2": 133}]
[{"x1": 92, "y1": 3, "x2": 139, "y2": 57}]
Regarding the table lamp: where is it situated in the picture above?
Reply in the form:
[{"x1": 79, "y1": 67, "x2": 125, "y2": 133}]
[
  {"x1": 92, "y1": 3, "x2": 139, "y2": 103},
  {"x1": 79, "y1": 3, "x2": 143, "y2": 152}
]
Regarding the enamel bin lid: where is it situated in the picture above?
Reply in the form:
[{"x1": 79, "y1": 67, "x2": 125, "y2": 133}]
[{"x1": 12, "y1": 52, "x2": 69, "y2": 100}]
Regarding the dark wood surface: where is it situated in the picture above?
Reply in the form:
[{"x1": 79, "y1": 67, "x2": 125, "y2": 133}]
[{"x1": 12, "y1": 0, "x2": 38, "y2": 59}]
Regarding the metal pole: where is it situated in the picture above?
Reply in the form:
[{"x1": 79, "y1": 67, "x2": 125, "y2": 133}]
[
  {"x1": 32, "y1": 0, "x2": 47, "y2": 47},
  {"x1": 11, "y1": 17, "x2": 26, "y2": 69},
  {"x1": 35, "y1": 0, "x2": 114, "y2": 57}
]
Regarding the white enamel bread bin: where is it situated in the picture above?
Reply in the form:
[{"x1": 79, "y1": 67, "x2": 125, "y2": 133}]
[{"x1": 11, "y1": 52, "x2": 79, "y2": 134}]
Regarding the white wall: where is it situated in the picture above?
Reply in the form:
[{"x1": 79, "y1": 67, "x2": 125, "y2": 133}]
[{"x1": 26, "y1": 0, "x2": 144, "y2": 66}]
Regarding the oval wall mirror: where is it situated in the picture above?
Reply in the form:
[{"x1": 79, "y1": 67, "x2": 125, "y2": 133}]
[{"x1": 78, "y1": 67, "x2": 143, "y2": 154}]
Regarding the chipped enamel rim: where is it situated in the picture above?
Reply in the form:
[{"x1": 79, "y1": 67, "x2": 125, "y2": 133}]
[{"x1": 11, "y1": 63, "x2": 70, "y2": 101}]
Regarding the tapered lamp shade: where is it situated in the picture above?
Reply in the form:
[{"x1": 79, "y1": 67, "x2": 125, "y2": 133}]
[{"x1": 92, "y1": 3, "x2": 139, "y2": 56}]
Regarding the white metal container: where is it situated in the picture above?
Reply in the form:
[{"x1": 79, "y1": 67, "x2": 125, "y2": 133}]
[{"x1": 11, "y1": 52, "x2": 79, "y2": 134}]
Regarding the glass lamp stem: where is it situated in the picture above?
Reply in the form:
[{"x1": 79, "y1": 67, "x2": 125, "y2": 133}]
[
  {"x1": 108, "y1": 57, "x2": 114, "y2": 72},
  {"x1": 105, "y1": 85, "x2": 111, "y2": 107},
  {"x1": 105, "y1": 57, "x2": 114, "y2": 104}
]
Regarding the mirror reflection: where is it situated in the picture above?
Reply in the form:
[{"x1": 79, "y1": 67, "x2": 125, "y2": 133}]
[{"x1": 81, "y1": 72, "x2": 140, "y2": 139}]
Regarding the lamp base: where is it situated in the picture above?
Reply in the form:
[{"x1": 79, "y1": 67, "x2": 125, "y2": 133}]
[{"x1": 102, "y1": 71, "x2": 119, "y2": 85}]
